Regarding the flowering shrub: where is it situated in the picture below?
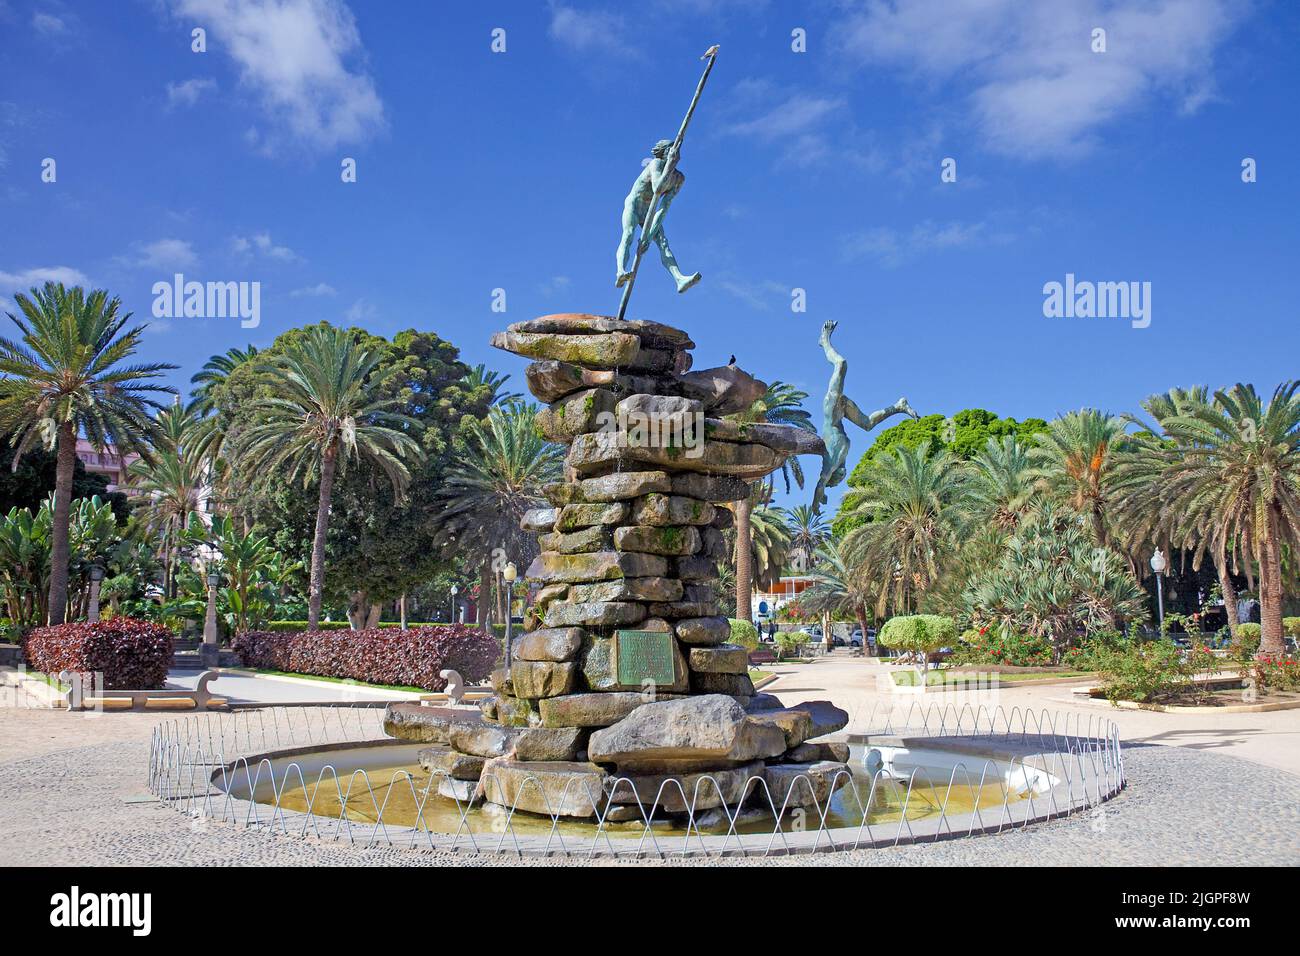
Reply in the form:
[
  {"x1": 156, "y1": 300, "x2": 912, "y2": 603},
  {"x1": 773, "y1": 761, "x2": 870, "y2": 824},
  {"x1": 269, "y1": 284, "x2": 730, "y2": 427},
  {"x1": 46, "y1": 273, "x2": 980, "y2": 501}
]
[
  {"x1": 953, "y1": 625, "x2": 1053, "y2": 667},
  {"x1": 1248, "y1": 656, "x2": 1300, "y2": 693},
  {"x1": 232, "y1": 625, "x2": 499, "y2": 691},
  {"x1": 1092, "y1": 640, "x2": 1217, "y2": 705},
  {"x1": 23, "y1": 618, "x2": 172, "y2": 690}
]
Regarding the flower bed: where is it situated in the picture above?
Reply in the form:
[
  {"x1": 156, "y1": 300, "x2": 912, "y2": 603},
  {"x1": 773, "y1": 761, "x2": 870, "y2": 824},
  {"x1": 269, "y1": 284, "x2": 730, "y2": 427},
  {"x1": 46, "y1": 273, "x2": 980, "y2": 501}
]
[
  {"x1": 232, "y1": 625, "x2": 499, "y2": 692},
  {"x1": 23, "y1": 618, "x2": 173, "y2": 690}
]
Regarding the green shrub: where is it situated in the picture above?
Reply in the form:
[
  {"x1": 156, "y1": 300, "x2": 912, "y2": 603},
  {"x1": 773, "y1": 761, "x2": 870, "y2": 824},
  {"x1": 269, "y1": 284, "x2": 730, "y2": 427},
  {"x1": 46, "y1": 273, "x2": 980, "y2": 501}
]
[
  {"x1": 1093, "y1": 639, "x2": 1185, "y2": 703},
  {"x1": 1283, "y1": 617, "x2": 1300, "y2": 638},
  {"x1": 774, "y1": 629, "x2": 802, "y2": 660},
  {"x1": 1231, "y1": 623, "x2": 1262, "y2": 658},
  {"x1": 879, "y1": 615, "x2": 956, "y2": 670},
  {"x1": 728, "y1": 619, "x2": 760, "y2": 651}
]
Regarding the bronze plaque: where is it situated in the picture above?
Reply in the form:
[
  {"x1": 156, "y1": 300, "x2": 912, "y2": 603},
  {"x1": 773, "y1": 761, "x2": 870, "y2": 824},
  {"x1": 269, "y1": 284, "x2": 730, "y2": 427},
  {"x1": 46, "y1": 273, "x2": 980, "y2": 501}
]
[{"x1": 614, "y1": 630, "x2": 677, "y2": 687}]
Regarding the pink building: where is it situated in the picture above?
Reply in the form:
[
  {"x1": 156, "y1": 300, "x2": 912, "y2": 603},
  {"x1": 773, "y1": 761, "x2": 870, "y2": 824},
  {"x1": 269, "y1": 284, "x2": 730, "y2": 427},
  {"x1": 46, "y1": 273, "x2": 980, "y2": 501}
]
[{"x1": 75, "y1": 439, "x2": 141, "y2": 494}]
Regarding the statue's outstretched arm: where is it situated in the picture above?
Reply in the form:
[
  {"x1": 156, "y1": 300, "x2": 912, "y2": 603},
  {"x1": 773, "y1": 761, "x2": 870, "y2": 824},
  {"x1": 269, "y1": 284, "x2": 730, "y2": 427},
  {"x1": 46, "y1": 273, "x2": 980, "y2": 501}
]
[{"x1": 842, "y1": 395, "x2": 918, "y2": 432}]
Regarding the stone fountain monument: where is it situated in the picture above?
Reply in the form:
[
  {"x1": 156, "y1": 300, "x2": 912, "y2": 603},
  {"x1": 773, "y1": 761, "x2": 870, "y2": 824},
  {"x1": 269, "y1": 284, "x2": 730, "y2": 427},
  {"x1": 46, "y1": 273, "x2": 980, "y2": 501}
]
[{"x1": 382, "y1": 48, "x2": 850, "y2": 822}]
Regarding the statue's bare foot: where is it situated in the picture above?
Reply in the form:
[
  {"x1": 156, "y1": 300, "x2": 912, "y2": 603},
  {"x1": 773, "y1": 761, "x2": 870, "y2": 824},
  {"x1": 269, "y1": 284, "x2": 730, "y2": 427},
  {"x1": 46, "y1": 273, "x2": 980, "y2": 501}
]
[
  {"x1": 676, "y1": 272, "x2": 702, "y2": 293},
  {"x1": 616, "y1": 271, "x2": 633, "y2": 288}
]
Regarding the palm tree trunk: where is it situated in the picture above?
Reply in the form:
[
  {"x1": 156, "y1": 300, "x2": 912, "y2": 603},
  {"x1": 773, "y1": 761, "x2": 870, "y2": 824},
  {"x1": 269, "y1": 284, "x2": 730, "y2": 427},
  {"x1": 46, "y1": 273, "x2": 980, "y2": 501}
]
[
  {"x1": 477, "y1": 556, "x2": 491, "y2": 627},
  {"x1": 46, "y1": 422, "x2": 78, "y2": 625},
  {"x1": 307, "y1": 445, "x2": 338, "y2": 629},
  {"x1": 1216, "y1": 550, "x2": 1240, "y2": 641},
  {"x1": 734, "y1": 493, "x2": 754, "y2": 622},
  {"x1": 1258, "y1": 505, "x2": 1286, "y2": 658},
  {"x1": 1091, "y1": 505, "x2": 1108, "y2": 549}
]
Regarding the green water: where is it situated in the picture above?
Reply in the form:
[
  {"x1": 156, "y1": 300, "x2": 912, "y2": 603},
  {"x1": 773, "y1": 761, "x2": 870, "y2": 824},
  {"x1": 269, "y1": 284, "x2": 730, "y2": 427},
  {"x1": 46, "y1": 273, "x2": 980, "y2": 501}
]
[{"x1": 260, "y1": 762, "x2": 1021, "y2": 838}]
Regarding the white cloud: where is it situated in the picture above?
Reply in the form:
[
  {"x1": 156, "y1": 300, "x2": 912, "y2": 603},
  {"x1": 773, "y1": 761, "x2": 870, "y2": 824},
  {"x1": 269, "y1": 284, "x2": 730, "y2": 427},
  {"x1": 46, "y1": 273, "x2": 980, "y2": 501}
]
[
  {"x1": 723, "y1": 94, "x2": 845, "y2": 142},
  {"x1": 164, "y1": 0, "x2": 385, "y2": 150},
  {"x1": 31, "y1": 11, "x2": 66, "y2": 35},
  {"x1": 716, "y1": 277, "x2": 789, "y2": 312},
  {"x1": 538, "y1": 275, "x2": 571, "y2": 296},
  {"x1": 166, "y1": 77, "x2": 217, "y2": 108},
  {"x1": 231, "y1": 232, "x2": 299, "y2": 262},
  {"x1": 290, "y1": 282, "x2": 336, "y2": 297},
  {"x1": 129, "y1": 238, "x2": 199, "y2": 271},
  {"x1": 0, "y1": 265, "x2": 91, "y2": 295},
  {"x1": 547, "y1": 2, "x2": 637, "y2": 57},
  {"x1": 344, "y1": 298, "x2": 375, "y2": 322},
  {"x1": 717, "y1": 81, "x2": 875, "y2": 170},
  {"x1": 842, "y1": 219, "x2": 1004, "y2": 268},
  {"x1": 833, "y1": 0, "x2": 1245, "y2": 159}
]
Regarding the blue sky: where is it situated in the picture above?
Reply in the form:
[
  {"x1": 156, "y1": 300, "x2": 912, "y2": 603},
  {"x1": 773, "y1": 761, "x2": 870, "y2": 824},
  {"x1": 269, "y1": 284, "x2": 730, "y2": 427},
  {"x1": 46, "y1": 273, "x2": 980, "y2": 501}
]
[{"x1": 1, "y1": 0, "x2": 1297, "y2": 513}]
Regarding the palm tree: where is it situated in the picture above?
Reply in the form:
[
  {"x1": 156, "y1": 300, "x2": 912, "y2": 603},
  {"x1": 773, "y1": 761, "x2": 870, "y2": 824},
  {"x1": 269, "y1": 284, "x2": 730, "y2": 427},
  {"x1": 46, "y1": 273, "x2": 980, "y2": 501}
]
[
  {"x1": 1154, "y1": 383, "x2": 1300, "y2": 657},
  {"x1": 461, "y1": 363, "x2": 522, "y2": 407},
  {"x1": 803, "y1": 539, "x2": 876, "y2": 643},
  {"x1": 782, "y1": 503, "x2": 828, "y2": 571},
  {"x1": 434, "y1": 402, "x2": 564, "y2": 625},
  {"x1": 126, "y1": 403, "x2": 206, "y2": 597},
  {"x1": 235, "y1": 325, "x2": 424, "y2": 628},
  {"x1": 1111, "y1": 386, "x2": 1248, "y2": 639},
  {"x1": 0, "y1": 283, "x2": 175, "y2": 623},
  {"x1": 964, "y1": 502, "x2": 1147, "y2": 660},
  {"x1": 190, "y1": 345, "x2": 259, "y2": 416},
  {"x1": 728, "y1": 382, "x2": 816, "y2": 621},
  {"x1": 966, "y1": 435, "x2": 1038, "y2": 532},
  {"x1": 1030, "y1": 409, "x2": 1128, "y2": 547},
  {"x1": 839, "y1": 441, "x2": 965, "y2": 617}
]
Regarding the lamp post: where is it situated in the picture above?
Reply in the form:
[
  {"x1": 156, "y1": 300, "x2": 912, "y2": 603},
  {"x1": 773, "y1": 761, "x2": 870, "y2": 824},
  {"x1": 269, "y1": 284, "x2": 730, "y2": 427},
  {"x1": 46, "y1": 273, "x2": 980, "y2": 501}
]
[
  {"x1": 87, "y1": 564, "x2": 105, "y2": 623},
  {"x1": 450, "y1": 584, "x2": 459, "y2": 625},
  {"x1": 1150, "y1": 548, "x2": 1167, "y2": 633},
  {"x1": 201, "y1": 569, "x2": 221, "y2": 668},
  {"x1": 502, "y1": 562, "x2": 518, "y2": 669}
]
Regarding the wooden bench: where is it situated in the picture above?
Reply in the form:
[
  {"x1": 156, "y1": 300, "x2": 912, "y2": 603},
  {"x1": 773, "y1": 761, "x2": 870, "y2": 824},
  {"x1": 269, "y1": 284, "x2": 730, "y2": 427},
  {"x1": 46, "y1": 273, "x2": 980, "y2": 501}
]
[
  {"x1": 59, "y1": 669, "x2": 227, "y2": 712},
  {"x1": 748, "y1": 648, "x2": 778, "y2": 665}
]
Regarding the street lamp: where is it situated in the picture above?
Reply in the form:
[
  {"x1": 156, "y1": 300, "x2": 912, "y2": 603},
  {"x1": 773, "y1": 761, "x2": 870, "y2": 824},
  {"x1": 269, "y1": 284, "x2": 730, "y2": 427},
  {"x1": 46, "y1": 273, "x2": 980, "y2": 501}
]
[
  {"x1": 502, "y1": 561, "x2": 518, "y2": 669},
  {"x1": 1150, "y1": 548, "x2": 1167, "y2": 632},
  {"x1": 201, "y1": 569, "x2": 221, "y2": 667},
  {"x1": 87, "y1": 565, "x2": 105, "y2": 623},
  {"x1": 450, "y1": 584, "x2": 459, "y2": 624}
]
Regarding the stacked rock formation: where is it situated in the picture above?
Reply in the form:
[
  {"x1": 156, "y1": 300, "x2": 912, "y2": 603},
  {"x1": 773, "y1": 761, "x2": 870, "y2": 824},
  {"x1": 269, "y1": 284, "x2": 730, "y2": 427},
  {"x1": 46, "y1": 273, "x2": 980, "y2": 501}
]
[{"x1": 382, "y1": 313, "x2": 849, "y2": 822}]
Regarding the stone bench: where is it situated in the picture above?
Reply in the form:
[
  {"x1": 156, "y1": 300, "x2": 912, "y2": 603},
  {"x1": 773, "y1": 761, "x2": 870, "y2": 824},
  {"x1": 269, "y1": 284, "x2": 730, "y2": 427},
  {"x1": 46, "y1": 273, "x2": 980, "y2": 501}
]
[{"x1": 59, "y1": 669, "x2": 227, "y2": 712}]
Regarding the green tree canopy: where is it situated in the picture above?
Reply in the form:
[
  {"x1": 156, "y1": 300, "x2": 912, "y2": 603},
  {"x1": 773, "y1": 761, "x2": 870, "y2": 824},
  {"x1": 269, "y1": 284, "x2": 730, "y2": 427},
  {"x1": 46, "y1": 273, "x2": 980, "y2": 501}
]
[
  {"x1": 206, "y1": 323, "x2": 494, "y2": 619},
  {"x1": 834, "y1": 408, "x2": 1047, "y2": 536}
]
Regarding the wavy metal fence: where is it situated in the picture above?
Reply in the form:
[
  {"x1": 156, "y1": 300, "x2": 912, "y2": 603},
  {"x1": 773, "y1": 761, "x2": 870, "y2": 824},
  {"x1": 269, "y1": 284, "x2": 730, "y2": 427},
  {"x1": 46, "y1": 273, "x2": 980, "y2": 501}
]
[{"x1": 147, "y1": 701, "x2": 1124, "y2": 859}]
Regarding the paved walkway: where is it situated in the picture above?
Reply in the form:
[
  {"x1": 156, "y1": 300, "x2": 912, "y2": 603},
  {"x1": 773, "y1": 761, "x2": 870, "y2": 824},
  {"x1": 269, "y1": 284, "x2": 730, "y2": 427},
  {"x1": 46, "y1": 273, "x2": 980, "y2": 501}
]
[
  {"x1": 167, "y1": 669, "x2": 419, "y2": 705},
  {"x1": 0, "y1": 706, "x2": 1296, "y2": 865},
  {"x1": 2, "y1": 657, "x2": 1298, "y2": 866},
  {"x1": 764, "y1": 655, "x2": 1300, "y2": 777}
]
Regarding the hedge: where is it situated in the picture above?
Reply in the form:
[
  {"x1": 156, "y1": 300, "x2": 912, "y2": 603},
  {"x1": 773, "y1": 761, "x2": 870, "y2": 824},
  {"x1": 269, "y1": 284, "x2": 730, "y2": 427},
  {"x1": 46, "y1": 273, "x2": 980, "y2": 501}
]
[
  {"x1": 263, "y1": 621, "x2": 509, "y2": 638},
  {"x1": 23, "y1": 618, "x2": 173, "y2": 690},
  {"x1": 728, "y1": 619, "x2": 760, "y2": 651},
  {"x1": 232, "y1": 625, "x2": 500, "y2": 691}
]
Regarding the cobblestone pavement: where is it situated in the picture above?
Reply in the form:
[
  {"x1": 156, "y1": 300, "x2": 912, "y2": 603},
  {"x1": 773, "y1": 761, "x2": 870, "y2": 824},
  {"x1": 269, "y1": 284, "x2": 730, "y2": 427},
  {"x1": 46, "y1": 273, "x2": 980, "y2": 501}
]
[{"x1": 1, "y1": 707, "x2": 1297, "y2": 866}]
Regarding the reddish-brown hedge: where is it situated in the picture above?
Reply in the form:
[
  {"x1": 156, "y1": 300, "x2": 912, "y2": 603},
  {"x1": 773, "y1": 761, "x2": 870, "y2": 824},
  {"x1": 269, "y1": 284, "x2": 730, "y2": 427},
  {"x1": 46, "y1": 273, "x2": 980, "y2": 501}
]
[
  {"x1": 24, "y1": 618, "x2": 173, "y2": 690},
  {"x1": 231, "y1": 625, "x2": 500, "y2": 691}
]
